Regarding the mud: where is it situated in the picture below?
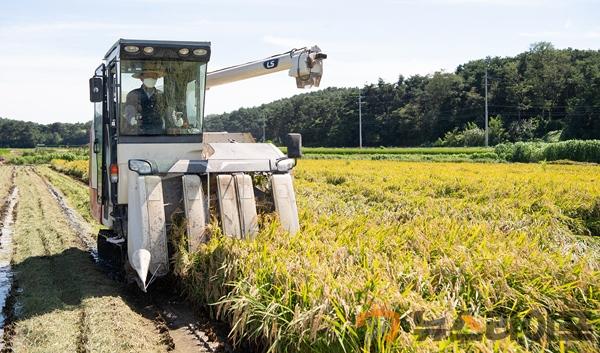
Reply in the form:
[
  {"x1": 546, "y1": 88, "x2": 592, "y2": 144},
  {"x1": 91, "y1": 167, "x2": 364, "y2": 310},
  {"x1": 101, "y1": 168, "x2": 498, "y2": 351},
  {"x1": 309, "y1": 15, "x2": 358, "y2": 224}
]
[
  {"x1": 150, "y1": 291, "x2": 234, "y2": 353},
  {"x1": 0, "y1": 168, "x2": 18, "y2": 350}
]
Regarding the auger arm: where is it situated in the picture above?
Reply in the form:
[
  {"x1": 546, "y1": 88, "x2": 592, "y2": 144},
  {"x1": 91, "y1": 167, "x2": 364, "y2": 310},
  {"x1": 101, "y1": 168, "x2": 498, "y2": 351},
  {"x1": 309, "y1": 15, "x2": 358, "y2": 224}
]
[{"x1": 206, "y1": 46, "x2": 327, "y2": 89}]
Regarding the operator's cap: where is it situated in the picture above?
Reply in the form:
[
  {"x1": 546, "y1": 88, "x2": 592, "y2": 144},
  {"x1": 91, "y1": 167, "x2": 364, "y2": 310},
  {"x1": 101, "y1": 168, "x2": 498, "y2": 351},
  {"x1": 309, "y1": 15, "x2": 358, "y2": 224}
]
[{"x1": 132, "y1": 69, "x2": 164, "y2": 79}]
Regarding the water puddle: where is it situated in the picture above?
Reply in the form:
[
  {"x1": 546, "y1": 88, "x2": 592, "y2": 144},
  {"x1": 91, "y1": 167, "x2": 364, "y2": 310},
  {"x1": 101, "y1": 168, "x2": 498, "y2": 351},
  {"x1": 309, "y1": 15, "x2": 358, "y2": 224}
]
[{"x1": 0, "y1": 186, "x2": 19, "y2": 347}]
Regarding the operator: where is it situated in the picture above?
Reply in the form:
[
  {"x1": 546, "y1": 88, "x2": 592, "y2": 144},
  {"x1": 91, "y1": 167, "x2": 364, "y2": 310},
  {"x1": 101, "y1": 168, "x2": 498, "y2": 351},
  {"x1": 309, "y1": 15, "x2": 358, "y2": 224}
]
[{"x1": 124, "y1": 69, "x2": 184, "y2": 134}]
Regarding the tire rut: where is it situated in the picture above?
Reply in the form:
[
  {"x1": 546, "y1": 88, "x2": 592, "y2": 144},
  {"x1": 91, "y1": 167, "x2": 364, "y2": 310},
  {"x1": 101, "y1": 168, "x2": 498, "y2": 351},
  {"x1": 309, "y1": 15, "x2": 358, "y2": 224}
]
[
  {"x1": 0, "y1": 167, "x2": 18, "y2": 352},
  {"x1": 76, "y1": 309, "x2": 89, "y2": 353}
]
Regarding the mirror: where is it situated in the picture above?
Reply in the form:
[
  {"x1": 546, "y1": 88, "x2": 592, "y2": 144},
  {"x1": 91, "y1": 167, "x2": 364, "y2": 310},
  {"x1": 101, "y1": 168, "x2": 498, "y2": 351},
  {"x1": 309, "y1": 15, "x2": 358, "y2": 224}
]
[
  {"x1": 286, "y1": 133, "x2": 302, "y2": 158},
  {"x1": 89, "y1": 77, "x2": 104, "y2": 102}
]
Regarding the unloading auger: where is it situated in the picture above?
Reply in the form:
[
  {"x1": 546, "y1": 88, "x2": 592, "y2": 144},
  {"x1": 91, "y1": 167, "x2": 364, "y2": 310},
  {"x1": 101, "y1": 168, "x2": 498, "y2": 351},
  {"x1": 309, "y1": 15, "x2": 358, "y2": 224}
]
[{"x1": 88, "y1": 39, "x2": 326, "y2": 290}]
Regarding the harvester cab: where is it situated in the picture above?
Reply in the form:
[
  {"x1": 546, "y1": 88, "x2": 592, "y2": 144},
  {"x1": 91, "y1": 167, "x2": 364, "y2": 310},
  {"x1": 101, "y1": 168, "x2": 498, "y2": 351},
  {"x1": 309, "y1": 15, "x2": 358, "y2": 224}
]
[{"x1": 89, "y1": 39, "x2": 326, "y2": 290}]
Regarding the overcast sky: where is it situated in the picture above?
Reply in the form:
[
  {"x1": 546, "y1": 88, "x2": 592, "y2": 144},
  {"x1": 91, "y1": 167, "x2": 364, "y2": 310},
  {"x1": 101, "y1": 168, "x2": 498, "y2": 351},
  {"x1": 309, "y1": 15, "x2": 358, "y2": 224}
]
[{"x1": 0, "y1": 0, "x2": 598, "y2": 124}]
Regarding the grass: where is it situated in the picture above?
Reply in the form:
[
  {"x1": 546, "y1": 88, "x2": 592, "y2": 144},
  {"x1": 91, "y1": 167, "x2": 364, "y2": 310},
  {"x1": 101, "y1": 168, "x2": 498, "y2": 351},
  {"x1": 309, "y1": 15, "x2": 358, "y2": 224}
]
[
  {"x1": 7, "y1": 147, "x2": 87, "y2": 165},
  {"x1": 172, "y1": 160, "x2": 600, "y2": 352},
  {"x1": 302, "y1": 152, "x2": 500, "y2": 162},
  {"x1": 280, "y1": 146, "x2": 494, "y2": 155},
  {"x1": 5, "y1": 167, "x2": 167, "y2": 352},
  {"x1": 287, "y1": 146, "x2": 494, "y2": 155}
]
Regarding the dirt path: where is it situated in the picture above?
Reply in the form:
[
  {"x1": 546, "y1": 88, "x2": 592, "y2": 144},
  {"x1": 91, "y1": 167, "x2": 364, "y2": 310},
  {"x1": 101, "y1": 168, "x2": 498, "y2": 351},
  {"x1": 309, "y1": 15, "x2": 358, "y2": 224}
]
[{"x1": 2, "y1": 167, "x2": 167, "y2": 352}]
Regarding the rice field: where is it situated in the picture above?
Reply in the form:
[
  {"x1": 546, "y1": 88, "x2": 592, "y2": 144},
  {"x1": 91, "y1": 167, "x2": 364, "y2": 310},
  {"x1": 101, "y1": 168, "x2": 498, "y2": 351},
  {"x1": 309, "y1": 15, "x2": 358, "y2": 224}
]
[
  {"x1": 33, "y1": 158, "x2": 600, "y2": 352},
  {"x1": 173, "y1": 160, "x2": 600, "y2": 353}
]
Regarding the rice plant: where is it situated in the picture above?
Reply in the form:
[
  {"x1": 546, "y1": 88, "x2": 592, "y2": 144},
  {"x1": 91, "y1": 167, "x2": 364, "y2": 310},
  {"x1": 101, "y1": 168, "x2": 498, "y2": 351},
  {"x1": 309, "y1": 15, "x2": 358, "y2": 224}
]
[{"x1": 172, "y1": 160, "x2": 600, "y2": 353}]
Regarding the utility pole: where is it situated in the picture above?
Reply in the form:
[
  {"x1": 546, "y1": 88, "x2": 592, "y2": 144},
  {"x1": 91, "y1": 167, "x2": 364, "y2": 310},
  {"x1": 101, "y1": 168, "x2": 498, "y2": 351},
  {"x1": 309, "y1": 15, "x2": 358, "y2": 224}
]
[
  {"x1": 484, "y1": 62, "x2": 489, "y2": 147},
  {"x1": 262, "y1": 114, "x2": 266, "y2": 142},
  {"x1": 358, "y1": 91, "x2": 363, "y2": 148}
]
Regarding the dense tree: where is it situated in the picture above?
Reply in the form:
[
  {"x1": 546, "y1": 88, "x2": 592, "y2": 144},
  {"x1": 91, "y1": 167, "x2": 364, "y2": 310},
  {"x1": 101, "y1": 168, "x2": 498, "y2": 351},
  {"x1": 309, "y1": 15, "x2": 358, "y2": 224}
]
[{"x1": 0, "y1": 118, "x2": 89, "y2": 148}]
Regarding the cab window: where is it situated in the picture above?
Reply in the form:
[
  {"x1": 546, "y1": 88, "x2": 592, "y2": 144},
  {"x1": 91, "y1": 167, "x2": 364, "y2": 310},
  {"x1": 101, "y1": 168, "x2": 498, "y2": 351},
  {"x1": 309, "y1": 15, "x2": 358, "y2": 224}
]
[{"x1": 119, "y1": 60, "x2": 206, "y2": 136}]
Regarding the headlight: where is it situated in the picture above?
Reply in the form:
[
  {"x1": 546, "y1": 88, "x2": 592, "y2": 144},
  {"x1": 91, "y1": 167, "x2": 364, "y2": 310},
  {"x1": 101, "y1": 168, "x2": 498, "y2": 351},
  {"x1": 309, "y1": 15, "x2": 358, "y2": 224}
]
[
  {"x1": 124, "y1": 45, "x2": 140, "y2": 53},
  {"x1": 193, "y1": 48, "x2": 208, "y2": 56},
  {"x1": 178, "y1": 48, "x2": 190, "y2": 56},
  {"x1": 275, "y1": 158, "x2": 296, "y2": 172},
  {"x1": 128, "y1": 159, "x2": 156, "y2": 175},
  {"x1": 143, "y1": 46, "x2": 154, "y2": 55}
]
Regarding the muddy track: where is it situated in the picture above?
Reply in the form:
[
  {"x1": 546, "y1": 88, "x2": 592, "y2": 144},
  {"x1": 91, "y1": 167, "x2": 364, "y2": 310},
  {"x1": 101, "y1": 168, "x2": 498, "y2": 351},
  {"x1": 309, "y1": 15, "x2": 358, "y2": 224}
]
[
  {"x1": 144, "y1": 290, "x2": 236, "y2": 353},
  {"x1": 76, "y1": 309, "x2": 89, "y2": 353},
  {"x1": 35, "y1": 168, "x2": 239, "y2": 353},
  {"x1": 0, "y1": 167, "x2": 18, "y2": 351}
]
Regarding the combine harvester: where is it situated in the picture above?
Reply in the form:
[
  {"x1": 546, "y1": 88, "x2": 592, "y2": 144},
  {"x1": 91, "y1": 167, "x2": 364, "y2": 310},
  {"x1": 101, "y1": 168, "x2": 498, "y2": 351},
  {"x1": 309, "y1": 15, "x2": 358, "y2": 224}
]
[{"x1": 88, "y1": 39, "x2": 326, "y2": 290}]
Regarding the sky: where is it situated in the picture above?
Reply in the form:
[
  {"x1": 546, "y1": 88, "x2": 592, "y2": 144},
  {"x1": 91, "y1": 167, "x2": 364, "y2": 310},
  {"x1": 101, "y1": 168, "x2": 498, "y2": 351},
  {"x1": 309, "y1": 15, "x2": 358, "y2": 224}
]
[{"x1": 0, "y1": 0, "x2": 598, "y2": 124}]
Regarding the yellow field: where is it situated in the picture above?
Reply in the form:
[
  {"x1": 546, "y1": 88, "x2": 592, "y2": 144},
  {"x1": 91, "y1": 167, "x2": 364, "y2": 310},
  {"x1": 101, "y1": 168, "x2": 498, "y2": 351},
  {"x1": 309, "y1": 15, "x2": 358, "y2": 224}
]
[
  {"x1": 175, "y1": 160, "x2": 600, "y2": 353},
  {"x1": 50, "y1": 159, "x2": 89, "y2": 182},
  {"x1": 46, "y1": 157, "x2": 600, "y2": 352}
]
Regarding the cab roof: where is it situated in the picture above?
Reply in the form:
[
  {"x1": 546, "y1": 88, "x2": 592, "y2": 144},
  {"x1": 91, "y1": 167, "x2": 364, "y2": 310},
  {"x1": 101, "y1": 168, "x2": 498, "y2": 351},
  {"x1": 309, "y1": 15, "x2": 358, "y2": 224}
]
[{"x1": 104, "y1": 38, "x2": 211, "y2": 61}]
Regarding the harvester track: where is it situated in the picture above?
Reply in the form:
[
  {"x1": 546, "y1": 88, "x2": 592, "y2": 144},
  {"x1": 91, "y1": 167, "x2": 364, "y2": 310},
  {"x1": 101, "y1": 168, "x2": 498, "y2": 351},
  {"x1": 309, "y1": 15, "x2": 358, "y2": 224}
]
[{"x1": 35, "y1": 168, "x2": 238, "y2": 353}]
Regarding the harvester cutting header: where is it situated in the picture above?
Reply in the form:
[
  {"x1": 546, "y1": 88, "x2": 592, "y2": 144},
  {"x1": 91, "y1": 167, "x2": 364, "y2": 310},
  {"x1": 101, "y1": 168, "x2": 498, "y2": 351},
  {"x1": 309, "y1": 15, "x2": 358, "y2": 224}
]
[{"x1": 88, "y1": 39, "x2": 326, "y2": 290}]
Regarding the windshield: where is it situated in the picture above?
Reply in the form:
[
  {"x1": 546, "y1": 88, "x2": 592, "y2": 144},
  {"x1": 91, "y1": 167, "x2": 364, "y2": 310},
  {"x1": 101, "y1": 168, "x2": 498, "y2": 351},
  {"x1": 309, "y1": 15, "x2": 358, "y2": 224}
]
[{"x1": 120, "y1": 60, "x2": 206, "y2": 136}]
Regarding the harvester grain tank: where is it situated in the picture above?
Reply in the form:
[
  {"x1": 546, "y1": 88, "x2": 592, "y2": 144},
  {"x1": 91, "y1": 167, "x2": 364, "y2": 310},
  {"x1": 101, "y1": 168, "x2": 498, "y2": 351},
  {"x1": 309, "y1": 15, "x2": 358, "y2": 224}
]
[{"x1": 88, "y1": 39, "x2": 326, "y2": 290}]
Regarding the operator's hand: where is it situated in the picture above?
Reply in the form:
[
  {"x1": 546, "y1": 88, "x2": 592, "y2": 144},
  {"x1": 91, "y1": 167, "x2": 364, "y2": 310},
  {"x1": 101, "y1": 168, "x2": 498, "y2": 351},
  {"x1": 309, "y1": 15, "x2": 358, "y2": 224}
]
[
  {"x1": 172, "y1": 111, "x2": 184, "y2": 127},
  {"x1": 125, "y1": 105, "x2": 139, "y2": 126}
]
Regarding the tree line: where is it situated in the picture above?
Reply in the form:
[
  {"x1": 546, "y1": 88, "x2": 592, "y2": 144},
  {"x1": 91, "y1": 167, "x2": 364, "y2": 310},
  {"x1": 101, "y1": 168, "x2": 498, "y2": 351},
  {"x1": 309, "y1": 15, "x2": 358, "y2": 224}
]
[
  {"x1": 205, "y1": 42, "x2": 600, "y2": 147},
  {"x1": 0, "y1": 118, "x2": 90, "y2": 148}
]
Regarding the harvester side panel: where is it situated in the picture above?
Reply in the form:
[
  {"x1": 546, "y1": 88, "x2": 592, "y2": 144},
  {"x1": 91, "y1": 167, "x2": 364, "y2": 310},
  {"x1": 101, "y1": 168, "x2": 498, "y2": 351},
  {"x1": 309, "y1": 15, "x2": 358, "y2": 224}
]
[
  {"x1": 127, "y1": 173, "x2": 169, "y2": 286},
  {"x1": 234, "y1": 174, "x2": 259, "y2": 238},
  {"x1": 272, "y1": 174, "x2": 300, "y2": 234},
  {"x1": 217, "y1": 175, "x2": 242, "y2": 237},
  {"x1": 182, "y1": 175, "x2": 208, "y2": 252},
  {"x1": 146, "y1": 176, "x2": 169, "y2": 276}
]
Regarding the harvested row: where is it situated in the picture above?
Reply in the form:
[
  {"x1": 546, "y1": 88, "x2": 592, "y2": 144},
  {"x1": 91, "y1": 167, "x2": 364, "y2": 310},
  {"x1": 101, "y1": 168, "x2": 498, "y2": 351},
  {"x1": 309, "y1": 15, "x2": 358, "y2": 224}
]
[
  {"x1": 0, "y1": 167, "x2": 13, "y2": 202},
  {"x1": 37, "y1": 166, "x2": 96, "y2": 228},
  {"x1": 5, "y1": 167, "x2": 167, "y2": 353}
]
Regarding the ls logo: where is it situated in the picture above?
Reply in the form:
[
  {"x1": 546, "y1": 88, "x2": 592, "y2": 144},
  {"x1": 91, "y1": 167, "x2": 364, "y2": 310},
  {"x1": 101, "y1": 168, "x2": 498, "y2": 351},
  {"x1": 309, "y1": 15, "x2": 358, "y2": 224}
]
[{"x1": 263, "y1": 58, "x2": 279, "y2": 69}]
